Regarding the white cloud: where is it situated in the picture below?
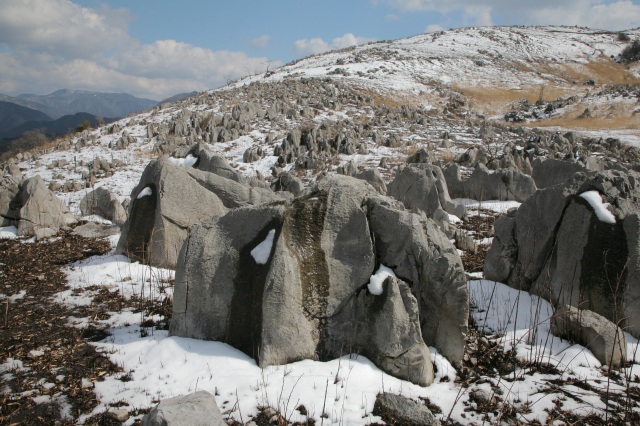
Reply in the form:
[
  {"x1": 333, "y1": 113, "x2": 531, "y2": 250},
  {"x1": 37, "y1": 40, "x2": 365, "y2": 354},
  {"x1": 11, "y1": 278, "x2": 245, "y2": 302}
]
[
  {"x1": 294, "y1": 33, "x2": 376, "y2": 56},
  {"x1": 0, "y1": 0, "x2": 281, "y2": 100},
  {"x1": 386, "y1": 0, "x2": 640, "y2": 30},
  {"x1": 251, "y1": 35, "x2": 271, "y2": 49},
  {"x1": 425, "y1": 24, "x2": 445, "y2": 33}
]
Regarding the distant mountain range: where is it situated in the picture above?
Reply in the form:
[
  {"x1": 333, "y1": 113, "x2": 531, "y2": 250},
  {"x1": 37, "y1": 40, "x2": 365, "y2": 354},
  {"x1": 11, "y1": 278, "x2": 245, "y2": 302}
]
[{"x1": 0, "y1": 89, "x2": 158, "y2": 120}]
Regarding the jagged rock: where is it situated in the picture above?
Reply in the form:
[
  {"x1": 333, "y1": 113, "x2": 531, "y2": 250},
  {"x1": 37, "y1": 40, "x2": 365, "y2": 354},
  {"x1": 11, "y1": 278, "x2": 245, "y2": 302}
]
[
  {"x1": 444, "y1": 163, "x2": 536, "y2": 202},
  {"x1": 117, "y1": 158, "x2": 288, "y2": 268},
  {"x1": 171, "y1": 175, "x2": 468, "y2": 382},
  {"x1": 407, "y1": 148, "x2": 435, "y2": 164},
  {"x1": 486, "y1": 170, "x2": 640, "y2": 337},
  {"x1": 366, "y1": 196, "x2": 468, "y2": 365},
  {"x1": 373, "y1": 393, "x2": 441, "y2": 426},
  {"x1": 388, "y1": 165, "x2": 465, "y2": 224},
  {"x1": 354, "y1": 168, "x2": 387, "y2": 194},
  {"x1": 532, "y1": 158, "x2": 590, "y2": 189},
  {"x1": 243, "y1": 145, "x2": 264, "y2": 163},
  {"x1": 0, "y1": 176, "x2": 76, "y2": 237},
  {"x1": 3, "y1": 159, "x2": 22, "y2": 181},
  {"x1": 337, "y1": 159, "x2": 357, "y2": 176},
  {"x1": 79, "y1": 187, "x2": 127, "y2": 225},
  {"x1": 142, "y1": 391, "x2": 225, "y2": 426},
  {"x1": 271, "y1": 172, "x2": 304, "y2": 196},
  {"x1": 552, "y1": 306, "x2": 626, "y2": 367}
]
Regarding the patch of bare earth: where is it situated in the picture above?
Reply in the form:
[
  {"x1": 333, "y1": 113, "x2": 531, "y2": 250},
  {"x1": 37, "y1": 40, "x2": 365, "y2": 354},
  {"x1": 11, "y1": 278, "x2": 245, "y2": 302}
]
[{"x1": 0, "y1": 231, "x2": 139, "y2": 425}]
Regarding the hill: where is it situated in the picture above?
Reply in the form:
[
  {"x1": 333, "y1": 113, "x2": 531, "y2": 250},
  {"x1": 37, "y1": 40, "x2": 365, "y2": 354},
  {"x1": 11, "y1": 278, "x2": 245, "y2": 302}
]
[
  {"x1": 0, "y1": 101, "x2": 52, "y2": 134},
  {"x1": 2, "y1": 26, "x2": 640, "y2": 425}
]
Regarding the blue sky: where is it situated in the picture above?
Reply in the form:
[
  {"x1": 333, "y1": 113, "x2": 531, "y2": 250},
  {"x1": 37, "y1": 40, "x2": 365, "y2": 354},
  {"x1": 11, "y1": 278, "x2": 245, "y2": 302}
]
[{"x1": 1, "y1": 0, "x2": 639, "y2": 100}]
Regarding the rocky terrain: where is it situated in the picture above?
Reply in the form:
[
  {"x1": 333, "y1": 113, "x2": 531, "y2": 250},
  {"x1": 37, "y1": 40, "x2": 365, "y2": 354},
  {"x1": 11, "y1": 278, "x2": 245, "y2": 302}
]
[{"x1": 1, "y1": 25, "x2": 640, "y2": 425}]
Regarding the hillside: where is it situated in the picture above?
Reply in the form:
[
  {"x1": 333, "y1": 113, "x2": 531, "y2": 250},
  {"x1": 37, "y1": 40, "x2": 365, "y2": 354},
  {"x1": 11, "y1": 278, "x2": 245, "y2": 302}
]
[
  {"x1": 0, "y1": 101, "x2": 52, "y2": 134},
  {"x1": 2, "y1": 26, "x2": 640, "y2": 425}
]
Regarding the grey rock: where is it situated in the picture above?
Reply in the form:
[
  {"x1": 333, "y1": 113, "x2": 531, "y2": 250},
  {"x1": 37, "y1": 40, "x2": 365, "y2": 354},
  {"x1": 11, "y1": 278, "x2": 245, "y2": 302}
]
[
  {"x1": 366, "y1": 196, "x2": 469, "y2": 366},
  {"x1": 552, "y1": 305, "x2": 626, "y2": 367},
  {"x1": 354, "y1": 168, "x2": 387, "y2": 194},
  {"x1": 79, "y1": 187, "x2": 127, "y2": 225},
  {"x1": 532, "y1": 158, "x2": 590, "y2": 189},
  {"x1": 388, "y1": 164, "x2": 465, "y2": 223},
  {"x1": 171, "y1": 174, "x2": 467, "y2": 383},
  {"x1": 2, "y1": 176, "x2": 76, "y2": 236},
  {"x1": 373, "y1": 393, "x2": 441, "y2": 426},
  {"x1": 142, "y1": 391, "x2": 225, "y2": 426},
  {"x1": 444, "y1": 163, "x2": 536, "y2": 202},
  {"x1": 486, "y1": 170, "x2": 640, "y2": 338},
  {"x1": 35, "y1": 227, "x2": 57, "y2": 240},
  {"x1": 271, "y1": 172, "x2": 304, "y2": 196},
  {"x1": 117, "y1": 158, "x2": 287, "y2": 268},
  {"x1": 72, "y1": 222, "x2": 120, "y2": 239}
]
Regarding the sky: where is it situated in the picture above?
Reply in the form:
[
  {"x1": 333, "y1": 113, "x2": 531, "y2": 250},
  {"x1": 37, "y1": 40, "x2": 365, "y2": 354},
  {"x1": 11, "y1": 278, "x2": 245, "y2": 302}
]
[{"x1": 1, "y1": 0, "x2": 639, "y2": 101}]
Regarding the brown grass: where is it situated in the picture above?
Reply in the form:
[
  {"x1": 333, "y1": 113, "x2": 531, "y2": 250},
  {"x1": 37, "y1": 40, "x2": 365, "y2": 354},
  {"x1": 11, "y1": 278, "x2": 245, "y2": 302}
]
[
  {"x1": 539, "y1": 59, "x2": 640, "y2": 85},
  {"x1": 518, "y1": 115, "x2": 640, "y2": 130}
]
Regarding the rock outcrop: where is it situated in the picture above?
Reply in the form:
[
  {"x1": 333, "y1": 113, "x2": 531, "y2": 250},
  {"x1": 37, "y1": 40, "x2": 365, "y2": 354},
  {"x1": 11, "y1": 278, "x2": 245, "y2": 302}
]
[
  {"x1": 1, "y1": 175, "x2": 76, "y2": 237},
  {"x1": 485, "y1": 170, "x2": 640, "y2": 337},
  {"x1": 116, "y1": 157, "x2": 289, "y2": 268},
  {"x1": 170, "y1": 175, "x2": 468, "y2": 385},
  {"x1": 79, "y1": 187, "x2": 127, "y2": 225},
  {"x1": 373, "y1": 393, "x2": 441, "y2": 426},
  {"x1": 444, "y1": 163, "x2": 536, "y2": 202}
]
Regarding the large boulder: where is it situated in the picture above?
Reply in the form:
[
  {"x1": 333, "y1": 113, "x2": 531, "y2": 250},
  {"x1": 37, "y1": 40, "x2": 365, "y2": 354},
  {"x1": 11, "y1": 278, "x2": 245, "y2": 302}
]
[
  {"x1": 79, "y1": 187, "x2": 127, "y2": 225},
  {"x1": 116, "y1": 158, "x2": 288, "y2": 268},
  {"x1": 444, "y1": 163, "x2": 537, "y2": 202},
  {"x1": 486, "y1": 170, "x2": 640, "y2": 337},
  {"x1": 171, "y1": 175, "x2": 468, "y2": 384},
  {"x1": 531, "y1": 158, "x2": 589, "y2": 189},
  {"x1": 142, "y1": 391, "x2": 225, "y2": 426},
  {"x1": 552, "y1": 305, "x2": 626, "y2": 367},
  {"x1": 0, "y1": 175, "x2": 76, "y2": 236}
]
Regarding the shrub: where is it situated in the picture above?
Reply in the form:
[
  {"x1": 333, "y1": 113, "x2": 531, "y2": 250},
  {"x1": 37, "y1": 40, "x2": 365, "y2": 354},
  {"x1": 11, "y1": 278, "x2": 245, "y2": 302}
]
[{"x1": 620, "y1": 38, "x2": 640, "y2": 63}]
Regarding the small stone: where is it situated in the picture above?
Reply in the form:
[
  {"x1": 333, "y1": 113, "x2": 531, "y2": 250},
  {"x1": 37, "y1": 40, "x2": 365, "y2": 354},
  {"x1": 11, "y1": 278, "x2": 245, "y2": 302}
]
[
  {"x1": 81, "y1": 378, "x2": 93, "y2": 389},
  {"x1": 109, "y1": 409, "x2": 129, "y2": 422}
]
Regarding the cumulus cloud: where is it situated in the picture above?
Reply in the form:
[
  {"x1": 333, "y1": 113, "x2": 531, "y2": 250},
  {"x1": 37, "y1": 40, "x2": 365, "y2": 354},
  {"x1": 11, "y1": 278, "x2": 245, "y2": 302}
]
[
  {"x1": 0, "y1": 0, "x2": 280, "y2": 99},
  {"x1": 251, "y1": 35, "x2": 271, "y2": 49},
  {"x1": 385, "y1": 0, "x2": 640, "y2": 30},
  {"x1": 294, "y1": 33, "x2": 376, "y2": 56}
]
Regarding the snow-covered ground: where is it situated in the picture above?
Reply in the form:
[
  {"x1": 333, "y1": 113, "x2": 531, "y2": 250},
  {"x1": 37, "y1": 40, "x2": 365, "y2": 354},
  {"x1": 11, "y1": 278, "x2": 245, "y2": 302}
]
[{"x1": 41, "y1": 250, "x2": 639, "y2": 425}]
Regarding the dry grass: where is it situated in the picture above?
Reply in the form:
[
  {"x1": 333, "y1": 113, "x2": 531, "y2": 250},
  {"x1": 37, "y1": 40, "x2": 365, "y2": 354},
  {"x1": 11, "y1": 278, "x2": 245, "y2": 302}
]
[
  {"x1": 542, "y1": 60, "x2": 640, "y2": 85},
  {"x1": 454, "y1": 84, "x2": 575, "y2": 115},
  {"x1": 352, "y1": 87, "x2": 417, "y2": 108},
  {"x1": 518, "y1": 114, "x2": 640, "y2": 130}
]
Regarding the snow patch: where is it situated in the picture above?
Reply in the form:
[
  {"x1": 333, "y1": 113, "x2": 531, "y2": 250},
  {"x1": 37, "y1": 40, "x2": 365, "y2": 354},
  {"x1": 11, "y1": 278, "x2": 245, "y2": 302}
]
[
  {"x1": 579, "y1": 190, "x2": 616, "y2": 224},
  {"x1": 0, "y1": 226, "x2": 18, "y2": 239},
  {"x1": 136, "y1": 186, "x2": 153, "y2": 199},
  {"x1": 168, "y1": 154, "x2": 198, "y2": 167},
  {"x1": 250, "y1": 229, "x2": 276, "y2": 264},
  {"x1": 367, "y1": 265, "x2": 396, "y2": 295}
]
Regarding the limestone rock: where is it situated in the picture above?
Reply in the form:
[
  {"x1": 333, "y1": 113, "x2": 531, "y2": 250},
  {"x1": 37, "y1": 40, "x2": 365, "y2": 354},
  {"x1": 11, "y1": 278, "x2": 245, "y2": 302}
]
[
  {"x1": 116, "y1": 158, "x2": 288, "y2": 268},
  {"x1": 373, "y1": 393, "x2": 441, "y2": 426},
  {"x1": 171, "y1": 174, "x2": 468, "y2": 383},
  {"x1": 444, "y1": 163, "x2": 536, "y2": 202},
  {"x1": 552, "y1": 305, "x2": 626, "y2": 367},
  {"x1": 142, "y1": 391, "x2": 225, "y2": 426},
  {"x1": 79, "y1": 187, "x2": 127, "y2": 225}
]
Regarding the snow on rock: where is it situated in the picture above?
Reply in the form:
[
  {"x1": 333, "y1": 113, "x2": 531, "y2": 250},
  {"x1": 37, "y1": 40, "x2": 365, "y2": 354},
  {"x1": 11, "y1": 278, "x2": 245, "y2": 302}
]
[
  {"x1": 168, "y1": 154, "x2": 198, "y2": 168},
  {"x1": 367, "y1": 264, "x2": 396, "y2": 295},
  {"x1": 250, "y1": 229, "x2": 276, "y2": 264},
  {"x1": 579, "y1": 190, "x2": 616, "y2": 224},
  {"x1": 136, "y1": 186, "x2": 153, "y2": 199}
]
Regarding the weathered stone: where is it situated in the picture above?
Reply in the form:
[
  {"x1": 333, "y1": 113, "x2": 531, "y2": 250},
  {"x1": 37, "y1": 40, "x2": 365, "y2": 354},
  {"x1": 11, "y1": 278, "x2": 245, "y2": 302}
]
[
  {"x1": 271, "y1": 172, "x2": 304, "y2": 196},
  {"x1": 79, "y1": 187, "x2": 126, "y2": 225},
  {"x1": 72, "y1": 222, "x2": 120, "y2": 239},
  {"x1": 2, "y1": 176, "x2": 76, "y2": 236},
  {"x1": 142, "y1": 391, "x2": 225, "y2": 426},
  {"x1": 552, "y1": 305, "x2": 626, "y2": 367},
  {"x1": 354, "y1": 168, "x2": 387, "y2": 194},
  {"x1": 117, "y1": 158, "x2": 287, "y2": 268},
  {"x1": 171, "y1": 175, "x2": 468, "y2": 382},
  {"x1": 486, "y1": 170, "x2": 640, "y2": 338},
  {"x1": 444, "y1": 163, "x2": 536, "y2": 202},
  {"x1": 373, "y1": 393, "x2": 441, "y2": 426},
  {"x1": 532, "y1": 158, "x2": 589, "y2": 189}
]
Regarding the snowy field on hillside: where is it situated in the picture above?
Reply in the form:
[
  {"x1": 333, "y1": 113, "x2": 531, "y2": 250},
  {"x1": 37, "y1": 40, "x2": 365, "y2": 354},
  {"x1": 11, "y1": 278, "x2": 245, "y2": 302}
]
[{"x1": 26, "y1": 236, "x2": 635, "y2": 425}]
